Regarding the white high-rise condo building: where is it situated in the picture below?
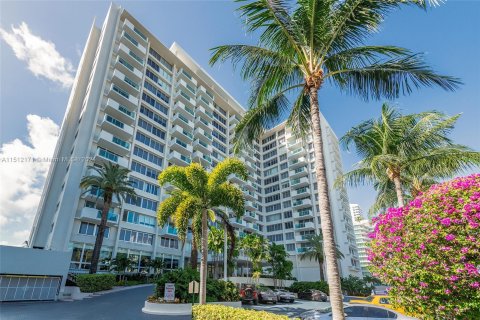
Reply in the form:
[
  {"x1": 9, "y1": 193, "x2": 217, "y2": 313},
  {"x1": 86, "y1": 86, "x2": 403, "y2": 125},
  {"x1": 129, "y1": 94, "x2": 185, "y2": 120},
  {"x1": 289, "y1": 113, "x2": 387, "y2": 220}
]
[
  {"x1": 29, "y1": 4, "x2": 361, "y2": 280},
  {"x1": 350, "y1": 204, "x2": 373, "y2": 277}
]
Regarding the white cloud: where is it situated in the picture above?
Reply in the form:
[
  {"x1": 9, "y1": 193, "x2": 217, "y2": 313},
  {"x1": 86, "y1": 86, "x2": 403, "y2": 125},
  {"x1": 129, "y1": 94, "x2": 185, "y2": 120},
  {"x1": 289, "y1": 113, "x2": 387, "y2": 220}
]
[
  {"x1": 0, "y1": 115, "x2": 59, "y2": 246},
  {"x1": 0, "y1": 22, "x2": 75, "y2": 88}
]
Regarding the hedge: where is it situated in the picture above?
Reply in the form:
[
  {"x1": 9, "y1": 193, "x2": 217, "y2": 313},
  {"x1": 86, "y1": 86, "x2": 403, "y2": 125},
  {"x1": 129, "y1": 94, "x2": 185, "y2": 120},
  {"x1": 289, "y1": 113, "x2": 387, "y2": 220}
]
[
  {"x1": 76, "y1": 274, "x2": 116, "y2": 292},
  {"x1": 193, "y1": 305, "x2": 295, "y2": 320},
  {"x1": 289, "y1": 281, "x2": 329, "y2": 294}
]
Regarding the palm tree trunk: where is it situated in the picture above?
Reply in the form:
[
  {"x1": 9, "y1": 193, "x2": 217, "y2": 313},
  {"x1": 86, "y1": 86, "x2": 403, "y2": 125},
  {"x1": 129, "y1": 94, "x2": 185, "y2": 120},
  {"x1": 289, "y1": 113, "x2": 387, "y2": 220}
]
[
  {"x1": 199, "y1": 209, "x2": 208, "y2": 304},
  {"x1": 319, "y1": 262, "x2": 325, "y2": 282},
  {"x1": 393, "y1": 176, "x2": 405, "y2": 207},
  {"x1": 90, "y1": 196, "x2": 111, "y2": 274},
  {"x1": 309, "y1": 87, "x2": 344, "y2": 320},
  {"x1": 191, "y1": 232, "x2": 198, "y2": 269}
]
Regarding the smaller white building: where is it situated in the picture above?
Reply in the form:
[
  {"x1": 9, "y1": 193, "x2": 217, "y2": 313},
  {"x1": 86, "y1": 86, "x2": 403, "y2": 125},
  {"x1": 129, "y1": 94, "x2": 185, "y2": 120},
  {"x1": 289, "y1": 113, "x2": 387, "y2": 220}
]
[{"x1": 349, "y1": 205, "x2": 374, "y2": 277}]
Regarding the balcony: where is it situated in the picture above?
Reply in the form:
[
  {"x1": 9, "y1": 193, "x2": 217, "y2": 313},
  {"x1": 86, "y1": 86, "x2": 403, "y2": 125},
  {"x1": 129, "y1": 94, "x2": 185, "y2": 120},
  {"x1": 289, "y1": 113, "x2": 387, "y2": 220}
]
[
  {"x1": 294, "y1": 209, "x2": 313, "y2": 219},
  {"x1": 244, "y1": 222, "x2": 255, "y2": 231},
  {"x1": 95, "y1": 147, "x2": 128, "y2": 168},
  {"x1": 287, "y1": 138, "x2": 302, "y2": 150},
  {"x1": 107, "y1": 84, "x2": 139, "y2": 110},
  {"x1": 168, "y1": 138, "x2": 193, "y2": 154},
  {"x1": 231, "y1": 218, "x2": 246, "y2": 227},
  {"x1": 245, "y1": 200, "x2": 256, "y2": 210},
  {"x1": 196, "y1": 105, "x2": 213, "y2": 120},
  {"x1": 114, "y1": 55, "x2": 143, "y2": 81},
  {"x1": 175, "y1": 89, "x2": 197, "y2": 108},
  {"x1": 100, "y1": 114, "x2": 134, "y2": 140},
  {"x1": 295, "y1": 235, "x2": 310, "y2": 242},
  {"x1": 295, "y1": 222, "x2": 315, "y2": 230},
  {"x1": 192, "y1": 151, "x2": 212, "y2": 167},
  {"x1": 97, "y1": 130, "x2": 130, "y2": 156},
  {"x1": 111, "y1": 69, "x2": 140, "y2": 97},
  {"x1": 80, "y1": 207, "x2": 119, "y2": 225},
  {"x1": 296, "y1": 247, "x2": 311, "y2": 253},
  {"x1": 290, "y1": 166, "x2": 308, "y2": 179},
  {"x1": 292, "y1": 198, "x2": 312, "y2": 209},
  {"x1": 193, "y1": 127, "x2": 213, "y2": 143},
  {"x1": 197, "y1": 85, "x2": 214, "y2": 103},
  {"x1": 117, "y1": 43, "x2": 144, "y2": 71},
  {"x1": 170, "y1": 125, "x2": 193, "y2": 141},
  {"x1": 120, "y1": 30, "x2": 146, "y2": 55},
  {"x1": 290, "y1": 177, "x2": 309, "y2": 188},
  {"x1": 173, "y1": 101, "x2": 195, "y2": 121},
  {"x1": 122, "y1": 19, "x2": 148, "y2": 45},
  {"x1": 196, "y1": 94, "x2": 214, "y2": 111},
  {"x1": 229, "y1": 114, "x2": 240, "y2": 125},
  {"x1": 172, "y1": 113, "x2": 193, "y2": 129},
  {"x1": 289, "y1": 156, "x2": 307, "y2": 169},
  {"x1": 243, "y1": 210, "x2": 256, "y2": 221},
  {"x1": 288, "y1": 147, "x2": 306, "y2": 159},
  {"x1": 177, "y1": 68, "x2": 197, "y2": 86},
  {"x1": 292, "y1": 187, "x2": 310, "y2": 199},
  {"x1": 193, "y1": 139, "x2": 212, "y2": 153},
  {"x1": 168, "y1": 151, "x2": 191, "y2": 166},
  {"x1": 104, "y1": 98, "x2": 136, "y2": 125},
  {"x1": 196, "y1": 117, "x2": 213, "y2": 132},
  {"x1": 228, "y1": 173, "x2": 245, "y2": 185}
]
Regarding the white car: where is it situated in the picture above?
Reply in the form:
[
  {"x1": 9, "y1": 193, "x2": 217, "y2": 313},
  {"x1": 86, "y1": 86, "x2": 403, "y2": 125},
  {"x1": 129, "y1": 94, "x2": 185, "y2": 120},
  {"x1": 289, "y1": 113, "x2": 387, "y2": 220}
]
[
  {"x1": 299, "y1": 305, "x2": 418, "y2": 320},
  {"x1": 273, "y1": 289, "x2": 296, "y2": 303}
]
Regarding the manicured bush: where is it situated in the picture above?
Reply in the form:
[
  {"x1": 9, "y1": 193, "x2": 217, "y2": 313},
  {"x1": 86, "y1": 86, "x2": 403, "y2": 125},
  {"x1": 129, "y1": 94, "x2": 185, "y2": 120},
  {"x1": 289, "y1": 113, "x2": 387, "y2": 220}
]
[
  {"x1": 155, "y1": 268, "x2": 239, "y2": 303},
  {"x1": 289, "y1": 281, "x2": 329, "y2": 294},
  {"x1": 340, "y1": 275, "x2": 374, "y2": 296},
  {"x1": 369, "y1": 174, "x2": 480, "y2": 319},
  {"x1": 193, "y1": 305, "x2": 294, "y2": 320},
  {"x1": 76, "y1": 274, "x2": 116, "y2": 292}
]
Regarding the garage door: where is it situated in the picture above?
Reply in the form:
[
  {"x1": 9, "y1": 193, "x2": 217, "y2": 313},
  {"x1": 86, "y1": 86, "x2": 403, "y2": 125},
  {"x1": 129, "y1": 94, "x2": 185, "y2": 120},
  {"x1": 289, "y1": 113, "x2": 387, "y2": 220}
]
[{"x1": 0, "y1": 275, "x2": 61, "y2": 301}]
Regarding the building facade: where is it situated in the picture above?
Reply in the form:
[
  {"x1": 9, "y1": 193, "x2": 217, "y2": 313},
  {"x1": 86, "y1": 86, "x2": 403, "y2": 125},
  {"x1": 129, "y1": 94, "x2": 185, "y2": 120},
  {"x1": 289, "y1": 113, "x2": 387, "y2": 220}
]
[
  {"x1": 350, "y1": 204, "x2": 373, "y2": 276},
  {"x1": 29, "y1": 4, "x2": 361, "y2": 280}
]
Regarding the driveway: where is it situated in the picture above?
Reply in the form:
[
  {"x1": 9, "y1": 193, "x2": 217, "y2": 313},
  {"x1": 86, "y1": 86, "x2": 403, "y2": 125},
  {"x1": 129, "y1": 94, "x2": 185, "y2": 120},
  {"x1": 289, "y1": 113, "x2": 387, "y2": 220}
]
[
  {"x1": 243, "y1": 299, "x2": 331, "y2": 318},
  {"x1": 0, "y1": 285, "x2": 190, "y2": 320}
]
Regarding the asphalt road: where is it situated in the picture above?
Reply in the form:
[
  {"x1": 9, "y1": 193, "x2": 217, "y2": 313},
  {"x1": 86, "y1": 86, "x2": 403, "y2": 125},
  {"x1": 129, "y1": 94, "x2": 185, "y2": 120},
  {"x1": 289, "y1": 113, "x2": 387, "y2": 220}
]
[
  {"x1": 0, "y1": 285, "x2": 190, "y2": 320},
  {"x1": 243, "y1": 299, "x2": 331, "y2": 318}
]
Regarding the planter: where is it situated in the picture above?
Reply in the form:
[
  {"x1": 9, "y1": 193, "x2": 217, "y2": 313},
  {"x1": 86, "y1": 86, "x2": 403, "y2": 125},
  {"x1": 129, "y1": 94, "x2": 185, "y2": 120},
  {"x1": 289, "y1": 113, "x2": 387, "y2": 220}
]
[
  {"x1": 142, "y1": 301, "x2": 192, "y2": 315},
  {"x1": 141, "y1": 300, "x2": 242, "y2": 315}
]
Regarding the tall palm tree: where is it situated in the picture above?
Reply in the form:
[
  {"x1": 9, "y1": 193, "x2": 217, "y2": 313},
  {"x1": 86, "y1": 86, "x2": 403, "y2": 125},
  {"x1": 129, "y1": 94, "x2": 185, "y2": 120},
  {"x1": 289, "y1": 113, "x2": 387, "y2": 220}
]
[
  {"x1": 300, "y1": 234, "x2": 344, "y2": 282},
  {"x1": 157, "y1": 159, "x2": 247, "y2": 304},
  {"x1": 341, "y1": 104, "x2": 480, "y2": 210},
  {"x1": 240, "y1": 233, "x2": 269, "y2": 279},
  {"x1": 80, "y1": 162, "x2": 136, "y2": 274},
  {"x1": 267, "y1": 243, "x2": 293, "y2": 288},
  {"x1": 210, "y1": 1, "x2": 459, "y2": 317}
]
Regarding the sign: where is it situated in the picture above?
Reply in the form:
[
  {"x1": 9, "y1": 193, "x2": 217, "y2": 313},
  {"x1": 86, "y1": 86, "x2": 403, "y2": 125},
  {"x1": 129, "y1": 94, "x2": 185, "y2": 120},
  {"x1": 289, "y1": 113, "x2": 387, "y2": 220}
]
[
  {"x1": 188, "y1": 280, "x2": 199, "y2": 294},
  {"x1": 164, "y1": 283, "x2": 175, "y2": 301}
]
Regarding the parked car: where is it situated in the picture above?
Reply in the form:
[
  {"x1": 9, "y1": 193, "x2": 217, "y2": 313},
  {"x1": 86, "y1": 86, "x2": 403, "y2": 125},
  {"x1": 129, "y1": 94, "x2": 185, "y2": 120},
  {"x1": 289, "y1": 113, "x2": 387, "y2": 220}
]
[
  {"x1": 299, "y1": 305, "x2": 418, "y2": 320},
  {"x1": 273, "y1": 289, "x2": 295, "y2": 303},
  {"x1": 257, "y1": 286, "x2": 278, "y2": 304},
  {"x1": 240, "y1": 284, "x2": 258, "y2": 305},
  {"x1": 298, "y1": 289, "x2": 328, "y2": 302},
  {"x1": 348, "y1": 295, "x2": 408, "y2": 316}
]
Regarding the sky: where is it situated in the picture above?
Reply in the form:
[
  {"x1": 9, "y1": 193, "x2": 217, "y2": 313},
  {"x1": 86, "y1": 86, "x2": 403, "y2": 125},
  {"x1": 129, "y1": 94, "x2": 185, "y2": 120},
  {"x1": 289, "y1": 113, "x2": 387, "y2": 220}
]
[{"x1": 0, "y1": 0, "x2": 479, "y2": 246}]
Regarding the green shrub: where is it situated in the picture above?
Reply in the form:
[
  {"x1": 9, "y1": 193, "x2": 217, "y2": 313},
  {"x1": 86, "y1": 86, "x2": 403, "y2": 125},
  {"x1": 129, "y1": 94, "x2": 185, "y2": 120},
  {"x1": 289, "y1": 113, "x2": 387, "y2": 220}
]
[
  {"x1": 76, "y1": 274, "x2": 116, "y2": 292},
  {"x1": 340, "y1": 275, "x2": 373, "y2": 297},
  {"x1": 289, "y1": 281, "x2": 329, "y2": 294},
  {"x1": 193, "y1": 305, "x2": 294, "y2": 320},
  {"x1": 155, "y1": 268, "x2": 239, "y2": 303}
]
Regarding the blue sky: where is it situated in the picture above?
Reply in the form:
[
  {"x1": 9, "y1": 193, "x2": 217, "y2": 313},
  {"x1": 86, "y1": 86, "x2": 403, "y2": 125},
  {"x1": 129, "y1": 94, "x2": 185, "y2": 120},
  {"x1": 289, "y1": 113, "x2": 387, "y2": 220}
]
[{"x1": 0, "y1": 1, "x2": 479, "y2": 244}]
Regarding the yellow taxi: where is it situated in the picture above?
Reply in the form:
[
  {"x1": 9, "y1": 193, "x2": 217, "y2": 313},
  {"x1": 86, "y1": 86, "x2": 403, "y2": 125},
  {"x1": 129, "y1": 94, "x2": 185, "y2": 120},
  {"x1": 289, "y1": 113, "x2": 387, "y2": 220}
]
[{"x1": 348, "y1": 295, "x2": 407, "y2": 314}]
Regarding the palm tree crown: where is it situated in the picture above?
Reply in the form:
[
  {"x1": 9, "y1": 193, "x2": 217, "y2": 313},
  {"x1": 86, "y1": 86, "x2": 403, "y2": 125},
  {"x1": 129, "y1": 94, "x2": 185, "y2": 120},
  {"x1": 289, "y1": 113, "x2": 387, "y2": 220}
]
[
  {"x1": 157, "y1": 158, "x2": 248, "y2": 304},
  {"x1": 210, "y1": 1, "x2": 459, "y2": 318},
  {"x1": 80, "y1": 162, "x2": 136, "y2": 274},
  {"x1": 300, "y1": 233, "x2": 344, "y2": 281},
  {"x1": 340, "y1": 104, "x2": 480, "y2": 212}
]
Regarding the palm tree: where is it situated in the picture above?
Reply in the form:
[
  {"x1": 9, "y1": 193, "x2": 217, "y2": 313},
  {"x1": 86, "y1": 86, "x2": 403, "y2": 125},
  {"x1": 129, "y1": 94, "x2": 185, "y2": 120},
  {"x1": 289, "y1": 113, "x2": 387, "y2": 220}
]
[
  {"x1": 208, "y1": 226, "x2": 225, "y2": 279},
  {"x1": 157, "y1": 159, "x2": 247, "y2": 304},
  {"x1": 109, "y1": 253, "x2": 137, "y2": 283},
  {"x1": 80, "y1": 162, "x2": 136, "y2": 274},
  {"x1": 240, "y1": 233, "x2": 269, "y2": 280},
  {"x1": 210, "y1": 1, "x2": 460, "y2": 317},
  {"x1": 341, "y1": 104, "x2": 480, "y2": 211},
  {"x1": 148, "y1": 257, "x2": 165, "y2": 279},
  {"x1": 267, "y1": 243, "x2": 293, "y2": 288},
  {"x1": 300, "y1": 234, "x2": 344, "y2": 282}
]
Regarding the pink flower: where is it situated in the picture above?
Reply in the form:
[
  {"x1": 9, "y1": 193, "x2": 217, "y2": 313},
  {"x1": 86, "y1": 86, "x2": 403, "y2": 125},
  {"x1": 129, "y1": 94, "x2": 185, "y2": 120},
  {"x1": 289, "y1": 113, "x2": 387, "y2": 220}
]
[
  {"x1": 445, "y1": 234, "x2": 455, "y2": 241},
  {"x1": 449, "y1": 275, "x2": 459, "y2": 281},
  {"x1": 419, "y1": 282, "x2": 428, "y2": 288},
  {"x1": 445, "y1": 289, "x2": 451, "y2": 294},
  {"x1": 470, "y1": 282, "x2": 480, "y2": 288},
  {"x1": 440, "y1": 218, "x2": 451, "y2": 226}
]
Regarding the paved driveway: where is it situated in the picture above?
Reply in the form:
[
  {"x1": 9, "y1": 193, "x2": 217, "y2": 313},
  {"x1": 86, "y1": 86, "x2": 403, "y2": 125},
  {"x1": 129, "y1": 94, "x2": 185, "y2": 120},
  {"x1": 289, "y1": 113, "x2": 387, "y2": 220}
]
[
  {"x1": 243, "y1": 299, "x2": 331, "y2": 318},
  {"x1": 0, "y1": 285, "x2": 190, "y2": 320}
]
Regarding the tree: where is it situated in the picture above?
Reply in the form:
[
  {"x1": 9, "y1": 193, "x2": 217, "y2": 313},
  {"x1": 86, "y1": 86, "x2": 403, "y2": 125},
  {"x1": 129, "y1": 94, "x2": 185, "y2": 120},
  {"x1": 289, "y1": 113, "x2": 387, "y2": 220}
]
[
  {"x1": 210, "y1": 1, "x2": 459, "y2": 318},
  {"x1": 109, "y1": 253, "x2": 137, "y2": 283},
  {"x1": 157, "y1": 159, "x2": 248, "y2": 304},
  {"x1": 148, "y1": 257, "x2": 165, "y2": 279},
  {"x1": 267, "y1": 243, "x2": 293, "y2": 288},
  {"x1": 208, "y1": 226, "x2": 225, "y2": 279},
  {"x1": 299, "y1": 233, "x2": 344, "y2": 282},
  {"x1": 369, "y1": 174, "x2": 480, "y2": 319},
  {"x1": 80, "y1": 162, "x2": 136, "y2": 274},
  {"x1": 341, "y1": 104, "x2": 480, "y2": 212},
  {"x1": 240, "y1": 233, "x2": 269, "y2": 280}
]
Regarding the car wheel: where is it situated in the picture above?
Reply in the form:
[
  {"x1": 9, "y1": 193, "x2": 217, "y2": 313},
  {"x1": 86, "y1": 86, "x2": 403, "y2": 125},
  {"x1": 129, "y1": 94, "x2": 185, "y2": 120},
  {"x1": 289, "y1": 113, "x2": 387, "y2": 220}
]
[
  {"x1": 290, "y1": 299, "x2": 294, "y2": 303},
  {"x1": 253, "y1": 299, "x2": 258, "y2": 305}
]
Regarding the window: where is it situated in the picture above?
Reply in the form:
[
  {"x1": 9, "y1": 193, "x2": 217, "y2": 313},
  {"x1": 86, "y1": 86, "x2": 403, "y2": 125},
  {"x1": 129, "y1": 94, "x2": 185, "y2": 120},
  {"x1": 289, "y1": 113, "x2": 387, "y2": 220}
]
[
  {"x1": 266, "y1": 223, "x2": 282, "y2": 232},
  {"x1": 262, "y1": 134, "x2": 275, "y2": 144},
  {"x1": 144, "y1": 81, "x2": 170, "y2": 104},
  {"x1": 263, "y1": 150, "x2": 277, "y2": 160},
  {"x1": 147, "y1": 58, "x2": 172, "y2": 82},
  {"x1": 286, "y1": 243, "x2": 295, "y2": 252},
  {"x1": 279, "y1": 154, "x2": 287, "y2": 161},
  {"x1": 267, "y1": 233, "x2": 283, "y2": 242},
  {"x1": 282, "y1": 191, "x2": 290, "y2": 198},
  {"x1": 146, "y1": 70, "x2": 171, "y2": 92},
  {"x1": 142, "y1": 93, "x2": 168, "y2": 116},
  {"x1": 130, "y1": 177, "x2": 159, "y2": 195},
  {"x1": 265, "y1": 203, "x2": 281, "y2": 213},
  {"x1": 119, "y1": 228, "x2": 154, "y2": 245},
  {"x1": 266, "y1": 213, "x2": 281, "y2": 222},
  {"x1": 213, "y1": 111, "x2": 226, "y2": 125},
  {"x1": 122, "y1": 210, "x2": 156, "y2": 227},
  {"x1": 149, "y1": 48, "x2": 173, "y2": 71},
  {"x1": 136, "y1": 132, "x2": 164, "y2": 152},
  {"x1": 212, "y1": 121, "x2": 226, "y2": 134},
  {"x1": 285, "y1": 232, "x2": 294, "y2": 240},
  {"x1": 264, "y1": 158, "x2": 278, "y2": 168},
  {"x1": 137, "y1": 118, "x2": 166, "y2": 139},
  {"x1": 284, "y1": 222, "x2": 293, "y2": 229},
  {"x1": 283, "y1": 201, "x2": 291, "y2": 208},
  {"x1": 264, "y1": 175, "x2": 279, "y2": 185},
  {"x1": 212, "y1": 130, "x2": 226, "y2": 143},
  {"x1": 265, "y1": 194, "x2": 280, "y2": 203},
  {"x1": 125, "y1": 195, "x2": 158, "y2": 211},
  {"x1": 133, "y1": 146, "x2": 163, "y2": 167},
  {"x1": 131, "y1": 161, "x2": 159, "y2": 180},
  {"x1": 160, "y1": 237, "x2": 179, "y2": 249},
  {"x1": 140, "y1": 105, "x2": 167, "y2": 128},
  {"x1": 264, "y1": 167, "x2": 278, "y2": 177},
  {"x1": 264, "y1": 184, "x2": 280, "y2": 194},
  {"x1": 79, "y1": 222, "x2": 109, "y2": 238},
  {"x1": 283, "y1": 211, "x2": 292, "y2": 219},
  {"x1": 281, "y1": 172, "x2": 289, "y2": 179}
]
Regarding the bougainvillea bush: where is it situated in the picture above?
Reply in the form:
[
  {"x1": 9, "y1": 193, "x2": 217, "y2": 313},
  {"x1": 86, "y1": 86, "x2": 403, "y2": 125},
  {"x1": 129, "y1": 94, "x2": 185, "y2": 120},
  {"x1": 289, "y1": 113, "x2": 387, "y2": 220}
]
[{"x1": 368, "y1": 174, "x2": 480, "y2": 319}]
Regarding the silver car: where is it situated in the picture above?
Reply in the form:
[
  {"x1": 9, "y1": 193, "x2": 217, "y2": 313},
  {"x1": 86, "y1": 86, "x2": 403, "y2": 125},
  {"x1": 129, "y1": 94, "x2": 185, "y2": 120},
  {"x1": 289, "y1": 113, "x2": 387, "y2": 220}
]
[
  {"x1": 299, "y1": 305, "x2": 418, "y2": 320},
  {"x1": 273, "y1": 289, "x2": 295, "y2": 303}
]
